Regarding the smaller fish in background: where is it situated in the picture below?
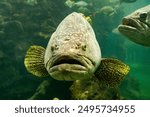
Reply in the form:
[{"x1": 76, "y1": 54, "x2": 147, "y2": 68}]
[
  {"x1": 65, "y1": 0, "x2": 88, "y2": 8},
  {"x1": 119, "y1": 0, "x2": 138, "y2": 4},
  {"x1": 109, "y1": 0, "x2": 137, "y2": 9},
  {"x1": 25, "y1": 0, "x2": 38, "y2": 6},
  {"x1": 110, "y1": 0, "x2": 138, "y2": 4},
  {"x1": 65, "y1": 0, "x2": 75, "y2": 8},
  {"x1": 77, "y1": 6, "x2": 90, "y2": 14},
  {"x1": 97, "y1": 6, "x2": 117, "y2": 16},
  {"x1": 118, "y1": 5, "x2": 150, "y2": 47},
  {"x1": 74, "y1": 0, "x2": 88, "y2": 7}
]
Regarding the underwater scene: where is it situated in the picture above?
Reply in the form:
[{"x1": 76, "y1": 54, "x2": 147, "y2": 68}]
[{"x1": 0, "y1": 0, "x2": 150, "y2": 100}]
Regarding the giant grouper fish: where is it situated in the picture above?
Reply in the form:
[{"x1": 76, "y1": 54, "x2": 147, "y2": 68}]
[
  {"x1": 24, "y1": 12, "x2": 130, "y2": 87},
  {"x1": 118, "y1": 5, "x2": 150, "y2": 47}
]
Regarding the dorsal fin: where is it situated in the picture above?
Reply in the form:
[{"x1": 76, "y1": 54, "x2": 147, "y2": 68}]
[
  {"x1": 24, "y1": 45, "x2": 49, "y2": 77},
  {"x1": 94, "y1": 58, "x2": 130, "y2": 87}
]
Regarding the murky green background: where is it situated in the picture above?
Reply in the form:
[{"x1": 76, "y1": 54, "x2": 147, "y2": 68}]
[{"x1": 0, "y1": 0, "x2": 149, "y2": 99}]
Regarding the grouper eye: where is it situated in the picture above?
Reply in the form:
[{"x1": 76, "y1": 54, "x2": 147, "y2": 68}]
[
  {"x1": 82, "y1": 45, "x2": 86, "y2": 51},
  {"x1": 140, "y1": 12, "x2": 147, "y2": 20}
]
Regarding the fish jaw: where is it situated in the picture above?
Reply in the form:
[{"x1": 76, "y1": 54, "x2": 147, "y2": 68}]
[
  {"x1": 46, "y1": 54, "x2": 95, "y2": 81},
  {"x1": 118, "y1": 17, "x2": 150, "y2": 46}
]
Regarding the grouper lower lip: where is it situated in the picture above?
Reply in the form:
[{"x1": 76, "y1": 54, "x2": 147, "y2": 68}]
[
  {"x1": 49, "y1": 64, "x2": 87, "y2": 73},
  {"x1": 119, "y1": 18, "x2": 144, "y2": 31},
  {"x1": 118, "y1": 24, "x2": 139, "y2": 33}
]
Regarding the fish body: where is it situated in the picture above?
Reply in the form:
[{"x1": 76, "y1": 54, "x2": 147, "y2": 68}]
[
  {"x1": 120, "y1": 0, "x2": 137, "y2": 3},
  {"x1": 26, "y1": 0, "x2": 37, "y2": 6},
  {"x1": 74, "y1": 1, "x2": 88, "y2": 7},
  {"x1": 24, "y1": 12, "x2": 129, "y2": 87},
  {"x1": 65, "y1": 0, "x2": 88, "y2": 8},
  {"x1": 65, "y1": 0, "x2": 75, "y2": 8},
  {"x1": 98, "y1": 6, "x2": 116, "y2": 16},
  {"x1": 118, "y1": 5, "x2": 150, "y2": 46}
]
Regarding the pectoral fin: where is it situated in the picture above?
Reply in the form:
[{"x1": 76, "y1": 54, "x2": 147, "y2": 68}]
[
  {"x1": 94, "y1": 58, "x2": 130, "y2": 87},
  {"x1": 24, "y1": 45, "x2": 49, "y2": 77}
]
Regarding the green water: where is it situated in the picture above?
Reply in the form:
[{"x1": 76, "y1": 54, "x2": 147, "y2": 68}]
[{"x1": 0, "y1": 0, "x2": 149, "y2": 99}]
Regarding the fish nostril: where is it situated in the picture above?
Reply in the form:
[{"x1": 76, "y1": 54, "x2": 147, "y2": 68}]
[
  {"x1": 75, "y1": 43, "x2": 81, "y2": 49},
  {"x1": 51, "y1": 46, "x2": 55, "y2": 52},
  {"x1": 75, "y1": 46, "x2": 79, "y2": 49},
  {"x1": 51, "y1": 45, "x2": 59, "y2": 52},
  {"x1": 140, "y1": 12, "x2": 147, "y2": 20}
]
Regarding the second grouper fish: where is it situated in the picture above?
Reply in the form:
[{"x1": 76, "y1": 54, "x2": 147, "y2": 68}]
[{"x1": 118, "y1": 5, "x2": 150, "y2": 47}]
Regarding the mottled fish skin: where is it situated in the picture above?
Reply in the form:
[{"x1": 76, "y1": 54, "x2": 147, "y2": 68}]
[
  {"x1": 118, "y1": 5, "x2": 150, "y2": 46},
  {"x1": 44, "y1": 12, "x2": 101, "y2": 81}
]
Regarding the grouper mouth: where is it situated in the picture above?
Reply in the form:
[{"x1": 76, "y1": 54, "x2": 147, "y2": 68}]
[
  {"x1": 118, "y1": 18, "x2": 145, "y2": 33},
  {"x1": 48, "y1": 54, "x2": 91, "y2": 73}
]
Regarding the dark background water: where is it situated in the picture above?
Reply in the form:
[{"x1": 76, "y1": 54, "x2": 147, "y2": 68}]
[{"x1": 0, "y1": 0, "x2": 149, "y2": 99}]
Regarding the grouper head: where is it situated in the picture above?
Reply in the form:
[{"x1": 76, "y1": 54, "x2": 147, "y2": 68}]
[
  {"x1": 118, "y1": 5, "x2": 150, "y2": 46},
  {"x1": 44, "y1": 12, "x2": 101, "y2": 81}
]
